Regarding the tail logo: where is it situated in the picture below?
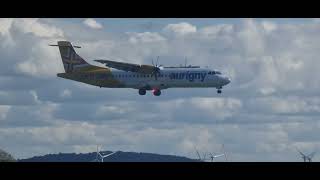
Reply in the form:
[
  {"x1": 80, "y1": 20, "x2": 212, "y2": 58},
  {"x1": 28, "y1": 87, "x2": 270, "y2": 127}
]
[{"x1": 62, "y1": 47, "x2": 87, "y2": 73}]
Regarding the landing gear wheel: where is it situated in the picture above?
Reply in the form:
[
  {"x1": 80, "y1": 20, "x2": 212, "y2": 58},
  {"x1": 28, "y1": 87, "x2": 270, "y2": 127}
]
[
  {"x1": 153, "y1": 89, "x2": 161, "y2": 96},
  {"x1": 217, "y1": 89, "x2": 222, "y2": 94},
  {"x1": 139, "y1": 89, "x2": 146, "y2": 95}
]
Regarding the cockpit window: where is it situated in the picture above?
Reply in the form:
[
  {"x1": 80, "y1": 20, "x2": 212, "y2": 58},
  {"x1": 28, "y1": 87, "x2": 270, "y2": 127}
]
[{"x1": 209, "y1": 71, "x2": 218, "y2": 75}]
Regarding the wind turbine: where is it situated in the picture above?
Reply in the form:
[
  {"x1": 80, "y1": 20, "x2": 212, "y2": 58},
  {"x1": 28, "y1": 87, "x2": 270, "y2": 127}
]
[
  {"x1": 207, "y1": 152, "x2": 225, "y2": 162},
  {"x1": 295, "y1": 147, "x2": 316, "y2": 162},
  {"x1": 194, "y1": 146, "x2": 207, "y2": 162},
  {"x1": 203, "y1": 144, "x2": 229, "y2": 162},
  {"x1": 93, "y1": 145, "x2": 117, "y2": 162}
]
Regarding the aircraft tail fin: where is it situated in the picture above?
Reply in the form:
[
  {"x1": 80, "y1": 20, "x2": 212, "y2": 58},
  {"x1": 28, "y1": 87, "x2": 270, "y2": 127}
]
[{"x1": 50, "y1": 41, "x2": 90, "y2": 73}]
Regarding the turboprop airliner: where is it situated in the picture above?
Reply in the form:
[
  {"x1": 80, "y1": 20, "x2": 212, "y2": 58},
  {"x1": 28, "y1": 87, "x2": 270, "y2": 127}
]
[{"x1": 51, "y1": 41, "x2": 231, "y2": 96}]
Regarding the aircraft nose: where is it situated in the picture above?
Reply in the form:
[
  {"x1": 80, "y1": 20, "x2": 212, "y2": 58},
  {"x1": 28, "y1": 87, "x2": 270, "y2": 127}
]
[
  {"x1": 223, "y1": 77, "x2": 231, "y2": 85},
  {"x1": 226, "y1": 77, "x2": 231, "y2": 84}
]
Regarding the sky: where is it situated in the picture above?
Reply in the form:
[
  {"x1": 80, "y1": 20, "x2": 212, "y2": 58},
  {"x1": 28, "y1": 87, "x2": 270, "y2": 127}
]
[{"x1": 0, "y1": 18, "x2": 320, "y2": 161}]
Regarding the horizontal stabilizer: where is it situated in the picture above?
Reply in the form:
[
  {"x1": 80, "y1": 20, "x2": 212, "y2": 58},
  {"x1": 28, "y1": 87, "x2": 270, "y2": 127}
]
[{"x1": 49, "y1": 44, "x2": 81, "y2": 48}]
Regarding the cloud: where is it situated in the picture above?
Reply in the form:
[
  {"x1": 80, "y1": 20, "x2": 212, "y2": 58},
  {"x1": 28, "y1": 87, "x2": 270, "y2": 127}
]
[
  {"x1": 59, "y1": 89, "x2": 72, "y2": 98},
  {"x1": 83, "y1": 18, "x2": 103, "y2": 29},
  {"x1": 1, "y1": 18, "x2": 320, "y2": 161},
  {"x1": 163, "y1": 22, "x2": 197, "y2": 36},
  {"x1": 0, "y1": 18, "x2": 65, "y2": 78},
  {"x1": 261, "y1": 21, "x2": 277, "y2": 33},
  {"x1": 13, "y1": 18, "x2": 64, "y2": 38},
  {"x1": 127, "y1": 32, "x2": 166, "y2": 44},
  {"x1": 0, "y1": 105, "x2": 11, "y2": 120}
]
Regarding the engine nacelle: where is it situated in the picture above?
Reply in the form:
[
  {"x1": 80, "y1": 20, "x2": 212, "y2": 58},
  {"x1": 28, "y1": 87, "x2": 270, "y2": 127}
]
[{"x1": 138, "y1": 65, "x2": 156, "y2": 74}]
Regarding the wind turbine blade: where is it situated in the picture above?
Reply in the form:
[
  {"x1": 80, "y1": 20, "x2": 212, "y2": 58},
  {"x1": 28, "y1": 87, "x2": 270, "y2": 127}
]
[
  {"x1": 308, "y1": 151, "x2": 316, "y2": 159},
  {"x1": 95, "y1": 145, "x2": 99, "y2": 161},
  {"x1": 102, "y1": 151, "x2": 117, "y2": 158},
  {"x1": 221, "y1": 144, "x2": 228, "y2": 162},
  {"x1": 214, "y1": 154, "x2": 225, "y2": 158},
  {"x1": 203, "y1": 152, "x2": 207, "y2": 161},
  {"x1": 295, "y1": 147, "x2": 306, "y2": 157},
  {"x1": 194, "y1": 146, "x2": 202, "y2": 161},
  {"x1": 156, "y1": 56, "x2": 159, "y2": 67},
  {"x1": 98, "y1": 152, "x2": 104, "y2": 158}
]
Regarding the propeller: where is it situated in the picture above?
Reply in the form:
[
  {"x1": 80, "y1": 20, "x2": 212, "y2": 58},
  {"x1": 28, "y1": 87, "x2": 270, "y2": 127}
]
[{"x1": 151, "y1": 56, "x2": 161, "y2": 80}]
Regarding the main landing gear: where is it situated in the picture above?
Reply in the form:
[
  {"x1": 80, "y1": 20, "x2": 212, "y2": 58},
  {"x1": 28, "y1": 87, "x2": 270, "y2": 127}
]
[
  {"x1": 138, "y1": 89, "x2": 161, "y2": 96},
  {"x1": 217, "y1": 87, "x2": 222, "y2": 94},
  {"x1": 139, "y1": 89, "x2": 146, "y2": 95},
  {"x1": 153, "y1": 89, "x2": 161, "y2": 96}
]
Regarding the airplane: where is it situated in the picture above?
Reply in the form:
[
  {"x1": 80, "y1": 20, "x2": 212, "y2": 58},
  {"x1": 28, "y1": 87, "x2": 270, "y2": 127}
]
[{"x1": 51, "y1": 41, "x2": 231, "y2": 96}]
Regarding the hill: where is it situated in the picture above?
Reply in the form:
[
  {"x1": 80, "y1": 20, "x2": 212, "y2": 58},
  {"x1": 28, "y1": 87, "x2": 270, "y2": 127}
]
[
  {"x1": 0, "y1": 149, "x2": 16, "y2": 162},
  {"x1": 19, "y1": 151, "x2": 198, "y2": 162}
]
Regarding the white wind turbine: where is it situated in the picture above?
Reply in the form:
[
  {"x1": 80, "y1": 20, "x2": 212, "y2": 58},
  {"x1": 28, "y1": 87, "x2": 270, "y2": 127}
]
[{"x1": 93, "y1": 145, "x2": 117, "y2": 162}]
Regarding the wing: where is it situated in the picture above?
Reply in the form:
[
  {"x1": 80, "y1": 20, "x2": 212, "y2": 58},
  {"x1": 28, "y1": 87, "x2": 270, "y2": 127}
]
[{"x1": 94, "y1": 59, "x2": 158, "y2": 74}]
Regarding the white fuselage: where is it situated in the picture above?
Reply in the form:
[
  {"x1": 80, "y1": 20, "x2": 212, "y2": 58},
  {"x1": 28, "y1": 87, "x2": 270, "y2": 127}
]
[{"x1": 109, "y1": 67, "x2": 230, "y2": 90}]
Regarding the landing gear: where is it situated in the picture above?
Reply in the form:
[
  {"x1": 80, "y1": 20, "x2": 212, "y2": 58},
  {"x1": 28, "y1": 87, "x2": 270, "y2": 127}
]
[
  {"x1": 217, "y1": 87, "x2": 222, "y2": 94},
  {"x1": 153, "y1": 89, "x2": 161, "y2": 96},
  {"x1": 139, "y1": 89, "x2": 146, "y2": 95}
]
